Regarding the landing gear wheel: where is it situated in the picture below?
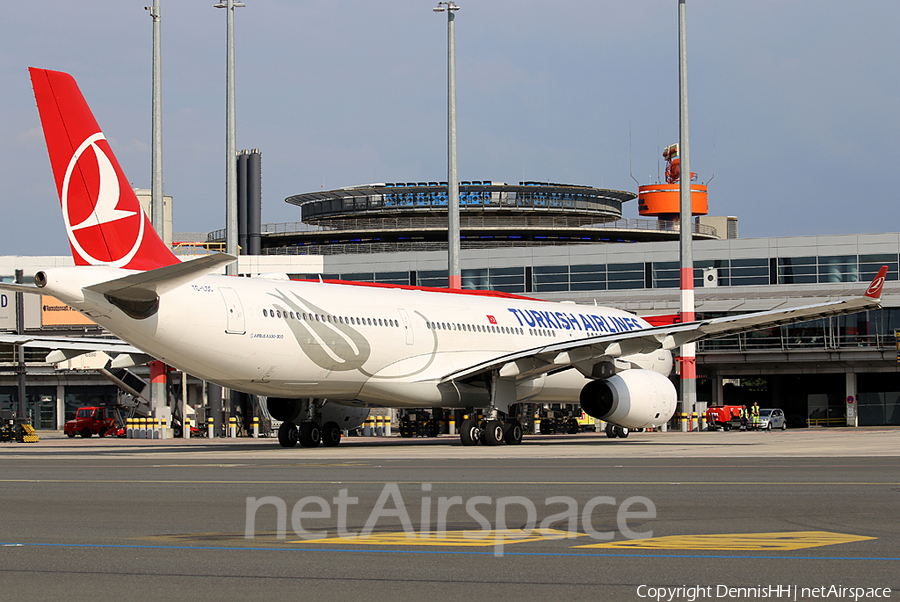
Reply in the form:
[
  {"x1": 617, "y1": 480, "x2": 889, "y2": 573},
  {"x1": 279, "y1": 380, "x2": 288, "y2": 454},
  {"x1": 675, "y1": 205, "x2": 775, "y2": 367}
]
[
  {"x1": 615, "y1": 426, "x2": 629, "y2": 438},
  {"x1": 482, "y1": 420, "x2": 504, "y2": 446},
  {"x1": 459, "y1": 418, "x2": 480, "y2": 446},
  {"x1": 278, "y1": 422, "x2": 299, "y2": 448},
  {"x1": 605, "y1": 423, "x2": 616, "y2": 439},
  {"x1": 81, "y1": 428, "x2": 91, "y2": 438},
  {"x1": 299, "y1": 422, "x2": 321, "y2": 448},
  {"x1": 321, "y1": 421, "x2": 342, "y2": 447},
  {"x1": 502, "y1": 420, "x2": 523, "y2": 445}
]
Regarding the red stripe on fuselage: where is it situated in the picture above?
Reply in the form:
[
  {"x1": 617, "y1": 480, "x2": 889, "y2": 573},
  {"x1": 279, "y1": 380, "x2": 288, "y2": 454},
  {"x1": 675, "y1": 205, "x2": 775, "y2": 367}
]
[{"x1": 292, "y1": 279, "x2": 542, "y2": 301}]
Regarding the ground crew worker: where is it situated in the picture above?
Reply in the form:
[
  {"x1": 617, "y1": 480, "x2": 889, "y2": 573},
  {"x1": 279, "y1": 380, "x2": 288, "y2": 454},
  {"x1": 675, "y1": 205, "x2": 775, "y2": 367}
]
[
  {"x1": 740, "y1": 405, "x2": 749, "y2": 431},
  {"x1": 750, "y1": 402, "x2": 760, "y2": 430}
]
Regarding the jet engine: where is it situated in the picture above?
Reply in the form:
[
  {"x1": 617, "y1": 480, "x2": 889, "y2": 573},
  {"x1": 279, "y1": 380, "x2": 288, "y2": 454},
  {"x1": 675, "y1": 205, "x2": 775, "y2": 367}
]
[{"x1": 579, "y1": 369, "x2": 677, "y2": 429}]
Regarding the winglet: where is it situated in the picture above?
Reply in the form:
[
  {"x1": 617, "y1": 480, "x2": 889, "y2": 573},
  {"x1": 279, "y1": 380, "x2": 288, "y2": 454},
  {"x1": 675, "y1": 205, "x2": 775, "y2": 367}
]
[{"x1": 864, "y1": 265, "x2": 889, "y2": 299}]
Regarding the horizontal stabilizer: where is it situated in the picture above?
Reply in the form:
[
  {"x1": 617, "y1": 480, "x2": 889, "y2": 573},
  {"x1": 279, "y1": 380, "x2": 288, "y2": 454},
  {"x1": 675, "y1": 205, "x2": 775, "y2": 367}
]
[
  {"x1": 0, "y1": 282, "x2": 40, "y2": 295},
  {"x1": 85, "y1": 253, "x2": 236, "y2": 300}
]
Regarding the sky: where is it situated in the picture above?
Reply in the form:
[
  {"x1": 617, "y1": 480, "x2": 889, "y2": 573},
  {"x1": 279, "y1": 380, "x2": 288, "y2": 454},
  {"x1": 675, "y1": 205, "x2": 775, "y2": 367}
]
[{"x1": 1, "y1": 1, "x2": 898, "y2": 257}]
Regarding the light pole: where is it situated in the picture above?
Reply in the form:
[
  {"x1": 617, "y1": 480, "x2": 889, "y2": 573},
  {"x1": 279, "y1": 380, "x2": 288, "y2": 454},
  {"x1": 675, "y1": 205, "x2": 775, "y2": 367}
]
[
  {"x1": 145, "y1": 1, "x2": 164, "y2": 241},
  {"x1": 214, "y1": 0, "x2": 245, "y2": 274},
  {"x1": 145, "y1": 1, "x2": 167, "y2": 418},
  {"x1": 434, "y1": 1, "x2": 461, "y2": 289},
  {"x1": 677, "y1": 0, "x2": 696, "y2": 431}
]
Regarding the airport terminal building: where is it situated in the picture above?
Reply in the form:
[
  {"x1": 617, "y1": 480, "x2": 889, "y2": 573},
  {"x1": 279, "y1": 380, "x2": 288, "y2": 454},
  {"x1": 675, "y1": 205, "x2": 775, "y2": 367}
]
[{"x1": 1, "y1": 181, "x2": 898, "y2": 429}]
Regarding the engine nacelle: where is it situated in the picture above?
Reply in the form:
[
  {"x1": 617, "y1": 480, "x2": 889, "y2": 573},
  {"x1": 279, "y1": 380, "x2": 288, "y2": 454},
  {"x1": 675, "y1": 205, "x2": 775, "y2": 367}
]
[
  {"x1": 266, "y1": 397, "x2": 305, "y2": 423},
  {"x1": 264, "y1": 397, "x2": 369, "y2": 430},
  {"x1": 579, "y1": 369, "x2": 677, "y2": 429}
]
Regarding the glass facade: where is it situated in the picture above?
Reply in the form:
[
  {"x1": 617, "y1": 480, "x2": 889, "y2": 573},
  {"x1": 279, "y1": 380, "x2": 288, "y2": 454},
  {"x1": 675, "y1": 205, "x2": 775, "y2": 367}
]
[
  {"x1": 569, "y1": 264, "x2": 606, "y2": 292},
  {"x1": 533, "y1": 265, "x2": 569, "y2": 292},
  {"x1": 778, "y1": 256, "x2": 817, "y2": 284},
  {"x1": 295, "y1": 181, "x2": 627, "y2": 221},
  {"x1": 327, "y1": 253, "x2": 898, "y2": 295},
  {"x1": 374, "y1": 271, "x2": 409, "y2": 285},
  {"x1": 858, "y1": 374, "x2": 900, "y2": 426},
  {"x1": 729, "y1": 258, "x2": 770, "y2": 286},
  {"x1": 607, "y1": 262, "x2": 644, "y2": 290},
  {"x1": 697, "y1": 309, "x2": 900, "y2": 352},
  {"x1": 63, "y1": 386, "x2": 118, "y2": 422},
  {"x1": 0, "y1": 387, "x2": 56, "y2": 429},
  {"x1": 651, "y1": 261, "x2": 680, "y2": 289},
  {"x1": 417, "y1": 270, "x2": 449, "y2": 288}
]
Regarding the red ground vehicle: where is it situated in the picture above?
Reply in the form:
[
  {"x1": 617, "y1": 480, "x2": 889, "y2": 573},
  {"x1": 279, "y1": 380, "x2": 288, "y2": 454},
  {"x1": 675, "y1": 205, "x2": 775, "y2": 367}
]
[
  {"x1": 706, "y1": 405, "x2": 743, "y2": 431},
  {"x1": 65, "y1": 406, "x2": 116, "y2": 438}
]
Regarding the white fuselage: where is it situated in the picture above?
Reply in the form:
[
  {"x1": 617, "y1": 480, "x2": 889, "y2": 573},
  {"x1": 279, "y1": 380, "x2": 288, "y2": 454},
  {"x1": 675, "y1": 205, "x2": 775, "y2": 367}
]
[{"x1": 40, "y1": 267, "x2": 673, "y2": 409}]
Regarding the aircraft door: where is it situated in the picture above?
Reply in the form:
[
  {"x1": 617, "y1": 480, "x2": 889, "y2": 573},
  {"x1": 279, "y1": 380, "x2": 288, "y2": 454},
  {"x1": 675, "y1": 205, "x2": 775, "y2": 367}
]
[
  {"x1": 219, "y1": 287, "x2": 246, "y2": 335},
  {"x1": 397, "y1": 308, "x2": 414, "y2": 345}
]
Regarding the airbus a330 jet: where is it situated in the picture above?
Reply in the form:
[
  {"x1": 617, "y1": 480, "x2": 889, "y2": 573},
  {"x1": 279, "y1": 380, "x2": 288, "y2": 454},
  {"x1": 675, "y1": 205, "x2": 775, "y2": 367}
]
[{"x1": 0, "y1": 69, "x2": 887, "y2": 448}]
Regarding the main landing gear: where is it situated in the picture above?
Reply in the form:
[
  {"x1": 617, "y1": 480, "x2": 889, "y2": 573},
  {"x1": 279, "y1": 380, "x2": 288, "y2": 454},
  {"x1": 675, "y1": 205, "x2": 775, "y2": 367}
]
[
  {"x1": 458, "y1": 417, "x2": 523, "y2": 447},
  {"x1": 459, "y1": 371, "x2": 525, "y2": 447},
  {"x1": 278, "y1": 420, "x2": 343, "y2": 448},
  {"x1": 278, "y1": 422, "x2": 299, "y2": 448}
]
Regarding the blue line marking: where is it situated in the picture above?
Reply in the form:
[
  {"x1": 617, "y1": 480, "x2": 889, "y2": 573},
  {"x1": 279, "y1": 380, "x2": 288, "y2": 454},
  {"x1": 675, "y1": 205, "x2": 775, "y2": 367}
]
[{"x1": 2, "y1": 542, "x2": 897, "y2": 561}]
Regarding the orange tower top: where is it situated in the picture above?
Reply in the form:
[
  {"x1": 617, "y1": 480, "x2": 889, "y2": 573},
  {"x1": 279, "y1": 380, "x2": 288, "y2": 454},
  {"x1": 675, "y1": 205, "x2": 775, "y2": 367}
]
[{"x1": 638, "y1": 143, "x2": 707, "y2": 218}]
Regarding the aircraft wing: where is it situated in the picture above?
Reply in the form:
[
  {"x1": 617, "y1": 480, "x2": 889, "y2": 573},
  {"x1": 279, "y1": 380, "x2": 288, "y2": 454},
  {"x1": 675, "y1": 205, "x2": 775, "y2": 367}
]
[{"x1": 441, "y1": 266, "x2": 888, "y2": 384}]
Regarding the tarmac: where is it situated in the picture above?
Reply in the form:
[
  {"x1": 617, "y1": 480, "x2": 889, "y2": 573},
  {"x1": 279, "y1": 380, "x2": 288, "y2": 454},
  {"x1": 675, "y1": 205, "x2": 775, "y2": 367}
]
[
  {"x1": 2, "y1": 428, "x2": 898, "y2": 601},
  {"x1": 11, "y1": 425, "x2": 900, "y2": 459}
]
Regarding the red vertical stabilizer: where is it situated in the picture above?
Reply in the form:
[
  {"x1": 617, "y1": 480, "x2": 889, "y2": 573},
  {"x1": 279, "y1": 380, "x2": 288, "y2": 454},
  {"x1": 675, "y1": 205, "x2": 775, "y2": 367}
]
[{"x1": 29, "y1": 68, "x2": 178, "y2": 271}]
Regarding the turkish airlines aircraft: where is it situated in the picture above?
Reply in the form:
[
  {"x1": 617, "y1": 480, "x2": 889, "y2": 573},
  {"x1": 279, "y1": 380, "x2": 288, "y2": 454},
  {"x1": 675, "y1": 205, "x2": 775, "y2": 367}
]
[{"x1": 0, "y1": 68, "x2": 888, "y2": 448}]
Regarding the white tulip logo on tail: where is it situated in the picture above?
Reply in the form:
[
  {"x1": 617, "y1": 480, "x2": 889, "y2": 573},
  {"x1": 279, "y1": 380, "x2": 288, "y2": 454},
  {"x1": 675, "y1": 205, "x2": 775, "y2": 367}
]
[
  {"x1": 866, "y1": 277, "x2": 885, "y2": 297},
  {"x1": 61, "y1": 133, "x2": 144, "y2": 267}
]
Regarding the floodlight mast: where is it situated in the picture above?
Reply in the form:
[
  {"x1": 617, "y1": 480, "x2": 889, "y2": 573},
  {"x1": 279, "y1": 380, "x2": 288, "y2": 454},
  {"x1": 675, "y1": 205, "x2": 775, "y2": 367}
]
[
  {"x1": 434, "y1": 2, "x2": 461, "y2": 289},
  {"x1": 145, "y1": 0, "x2": 166, "y2": 417},
  {"x1": 677, "y1": 0, "x2": 696, "y2": 431},
  {"x1": 213, "y1": 0, "x2": 245, "y2": 274},
  {"x1": 145, "y1": 1, "x2": 164, "y2": 241}
]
